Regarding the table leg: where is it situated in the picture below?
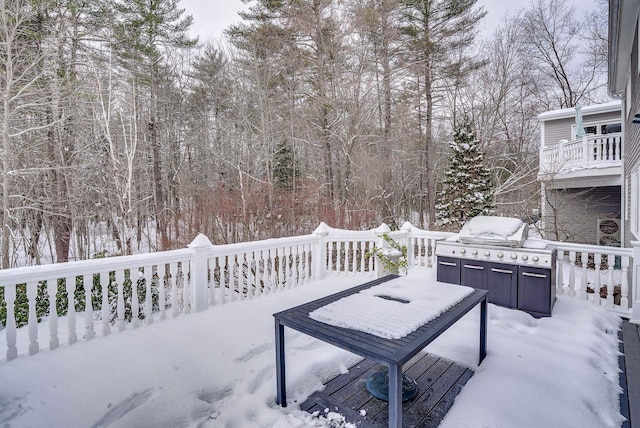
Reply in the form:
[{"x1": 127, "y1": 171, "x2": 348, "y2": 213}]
[
  {"x1": 388, "y1": 363, "x2": 402, "y2": 428},
  {"x1": 275, "y1": 319, "x2": 287, "y2": 407},
  {"x1": 479, "y1": 296, "x2": 487, "y2": 364}
]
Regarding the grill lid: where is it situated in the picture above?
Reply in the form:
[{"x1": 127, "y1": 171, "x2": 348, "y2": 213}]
[{"x1": 457, "y1": 216, "x2": 528, "y2": 248}]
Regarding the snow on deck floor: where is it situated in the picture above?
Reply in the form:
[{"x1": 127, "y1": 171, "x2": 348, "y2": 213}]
[{"x1": 0, "y1": 271, "x2": 625, "y2": 428}]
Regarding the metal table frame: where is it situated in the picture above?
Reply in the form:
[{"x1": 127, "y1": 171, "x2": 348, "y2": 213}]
[{"x1": 274, "y1": 275, "x2": 488, "y2": 428}]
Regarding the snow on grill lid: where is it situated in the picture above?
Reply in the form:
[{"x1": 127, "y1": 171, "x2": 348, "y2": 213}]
[{"x1": 458, "y1": 216, "x2": 527, "y2": 247}]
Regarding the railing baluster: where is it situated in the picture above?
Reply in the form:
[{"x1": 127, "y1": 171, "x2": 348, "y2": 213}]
[
  {"x1": 228, "y1": 255, "x2": 235, "y2": 299},
  {"x1": 328, "y1": 242, "x2": 334, "y2": 274},
  {"x1": 352, "y1": 241, "x2": 358, "y2": 273},
  {"x1": 298, "y1": 245, "x2": 305, "y2": 283},
  {"x1": 181, "y1": 263, "x2": 190, "y2": 315},
  {"x1": 255, "y1": 250, "x2": 263, "y2": 295},
  {"x1": 368, "y1": 241, "x2": 375, "y2": 272},
  {"x1": 606, "y1": 254, "x2": 615, "y2": 309},
  {"x1": 233, "y1": 254, "x2": 244, "y2": 301},
  {"x1": 593, "y1": 254, "x2": 602, "y2": 305},
  {"x1": 341, "y1": 242, "x2": 347, "y2": 273},
  {"x1": 621, "y1": 255, "x2": 630, "y2": 310},
  {"x1": 266, "y1": 250, "x2": 272, "y2": 290},
  {"x1": 556, "y1": 250, "x2": 564, "y2": 295},
  {"x1": 245, "y1": 252, "x2": 253, "y2": 298},
  {"x1": 568, "y1": 251, "x2": 576, "y2": 297},
  {"x1": 244, "y1": 251, "x2": 252, "y2": 299},
  {"x1": 289, "y1": 246, "x2": 296, "y2": 285},
  {"x1": 304, "y1": 243, "x2": 311, "y2": 283},
  {"x1": 276, "y1": 249, "x2": 282, "y2": 289},
  {"x1": 46, "y1": 278, "x2": 59, "y2": 350},
  {"x1": 144, "y1": 266, "x2": 154, "y2": 325},
  {"x1": 291, "y1": 246, "x2": 298, "y2": 286},
  {"x1": 131, "y1": 269, "x2": 140, "y2": 328},
  {"x1": 282, "y1": 247, "x2": 289, "y2": 287},
  {"x1": 84, "y1": 274, "x2": 95, "y2": 340},
  {"x1": 579, "y1": 252, "x2": 588, "y2": 300},
  {"x1": 170, "y1": 262, "x2": 179, "y2": 316},
  {"x1": 116, "y1": 270, "x2": 125, "y2": 332},
  {"x1": 100, "y1": 272, "x2": 111, "y2": 335},
  {"x1": 158, "y1": 266, "x2": 166, "y2": 321},
  {"x1": 27, "y1": 281, "x2": 39, "y2": 355},
  {"x1": 5, "y1": 285, "x2": 17, "y2": 361},
  {"x1": 66, "y1": 275, "x2": 77, "y2": 344},
  {"x1": 210, "y1": 258, "x2": 219, "y2": 305},
  {"x1": 429, "y1": 238, "x2": 436, "y2": 268}
]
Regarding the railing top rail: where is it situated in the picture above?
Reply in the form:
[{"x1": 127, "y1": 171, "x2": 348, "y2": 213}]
[
  {"x1": 404, "y1": 230, "x2": 457, "y2": 240},
  {"x1": 0, "y1": 248, "x2": 192, "y2": 285},
  {"x1": 550, "y1": 241, "x2": 632, "y2": 257}
]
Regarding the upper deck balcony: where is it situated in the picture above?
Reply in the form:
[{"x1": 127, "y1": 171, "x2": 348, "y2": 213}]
[
  {"x1": 537, "y1": 101, "x2": 623, "y2": 189},
  {"x1": 538, "y1": 132, "x2": 623, "y2": 187}
]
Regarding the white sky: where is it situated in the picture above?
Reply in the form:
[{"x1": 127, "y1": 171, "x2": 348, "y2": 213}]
[{"x1": 180, "y1": 0, "x2": 598, "y2": 44}]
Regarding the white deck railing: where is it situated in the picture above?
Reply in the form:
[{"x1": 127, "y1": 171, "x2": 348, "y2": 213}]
[
  {"x1": 539, "y1": 133, "x2": 622, "y2": 175},
  {"x1": 1, "y1": 222, "x2": 638, "y2": 363},
  {"x1": 553, "y1": 242, "x2": 633, "y2": 317}
]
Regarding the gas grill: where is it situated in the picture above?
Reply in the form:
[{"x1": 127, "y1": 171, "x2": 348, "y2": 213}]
[{"x1": 435, "y1": 216, "x2": 557, "y2": 317}]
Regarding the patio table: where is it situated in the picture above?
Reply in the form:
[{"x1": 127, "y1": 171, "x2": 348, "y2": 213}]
[{"x1": 274, "y1": 275, "x2": 488, "y2": 428}]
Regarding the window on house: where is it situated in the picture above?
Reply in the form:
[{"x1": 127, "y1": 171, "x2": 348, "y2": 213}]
[
  {"x1": 572, "y1": 121, "x2": 622, "y2": 138},
  {"x1": 602, "y1": 123, "x2": 621, "y2": 133}
]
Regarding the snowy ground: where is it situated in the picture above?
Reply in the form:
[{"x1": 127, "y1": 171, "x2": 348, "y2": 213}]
[{"x1": 0, "y1": 270, "x2": 625, "y2": 428}]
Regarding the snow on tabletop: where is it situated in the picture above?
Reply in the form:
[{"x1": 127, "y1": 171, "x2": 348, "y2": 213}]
[
  {"x1": 309, "y1": 277, "x2": 474, "y2": 339},
  {"x1": 467, "y1": 215, "x2": 523, "y2": 236}
]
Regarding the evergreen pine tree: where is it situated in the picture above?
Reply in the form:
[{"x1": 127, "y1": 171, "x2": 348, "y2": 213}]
[{"x1": 436, "y1": 121, "x2": 493, "y2": 230}]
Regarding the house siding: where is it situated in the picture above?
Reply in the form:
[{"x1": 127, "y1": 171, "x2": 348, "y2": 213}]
[
  {"x1": 543, "y1": 186, "x2": 621, "y2": 245},
  {"x1": 543, "y1": 117, "x2": 575, "y2": 144},
  {"x1": 624, "y1": 18, "x2": 640, "y2": 245}
]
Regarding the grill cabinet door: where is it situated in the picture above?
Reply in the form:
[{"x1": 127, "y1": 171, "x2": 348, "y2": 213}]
[
  {"x1": 518, "y1": 266, "x2": 554, "y2": 317},
  {"x1": 436, "y1": 256, "x2": 461, "y2": 284},
  {"x1": 461, "y1": 261, "x2": 486, "y2": 290},
  {"x1": 486, "y1": 263, "x2": 517, "y2": 308}
]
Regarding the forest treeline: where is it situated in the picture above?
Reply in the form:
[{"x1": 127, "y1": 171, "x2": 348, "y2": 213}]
[{"x1": 0, "y1": 0, "x2": 608, "y2": 267}]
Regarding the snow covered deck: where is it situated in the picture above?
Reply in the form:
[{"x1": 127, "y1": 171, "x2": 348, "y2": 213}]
[{"x1": 0, "y1": 270, "x2": 631, "y2": 427}]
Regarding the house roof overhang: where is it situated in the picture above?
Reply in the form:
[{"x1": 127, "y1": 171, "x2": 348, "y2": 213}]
[
  {"x1": 537, "y1": 100, "x2": 622, "y2": 121},
  {"x1": 608, "y1": 0, "x2": 640, "y2": 97}
]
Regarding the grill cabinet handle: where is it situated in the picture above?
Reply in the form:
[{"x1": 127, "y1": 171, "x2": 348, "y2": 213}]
[
  {"x1": 491, "y1": 268, "x2": 513, "y2": 274},
  {"x1": 464, "y1": 264, "x2": 484, "y2": 270},
  {"x1": 522, "y1": 272, "x2": 547, "y2": 279},
  {"x1": 438, "y1": 261, "x2": 457, "y2": 267}
]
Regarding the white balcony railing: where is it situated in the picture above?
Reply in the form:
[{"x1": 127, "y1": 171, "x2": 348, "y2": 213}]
[
  {"x1": 539, "y1": 133, "x2": 622, "y2": 175},
  {"x1": 1, "y1": 222, "x2": 638, "y2": 363}
]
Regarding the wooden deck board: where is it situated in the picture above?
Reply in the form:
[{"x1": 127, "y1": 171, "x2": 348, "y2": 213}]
[
  {"x1": 622, "y1": 320, "x2": 640, "y2": 428},
  {"x1": 300, "y1": 353, "x2": 472, "y2": 427}
]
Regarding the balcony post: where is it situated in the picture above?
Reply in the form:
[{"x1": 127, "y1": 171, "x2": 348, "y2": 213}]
[
  {"x1": 188, "y1": 233, "x2": 213, "y2": 312},
  {"x1": 583, "y1": 135, "x2": 590, "y2": 165},
  {"x1": 313, "y1": 222, "x2": 330, "y2": 280},
  {"x1": 631, "y1": 241, "x2": 640, "y2": 324},
  {"x1": 373, "y1": 223, "x2": 395, "y2": 278}
]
